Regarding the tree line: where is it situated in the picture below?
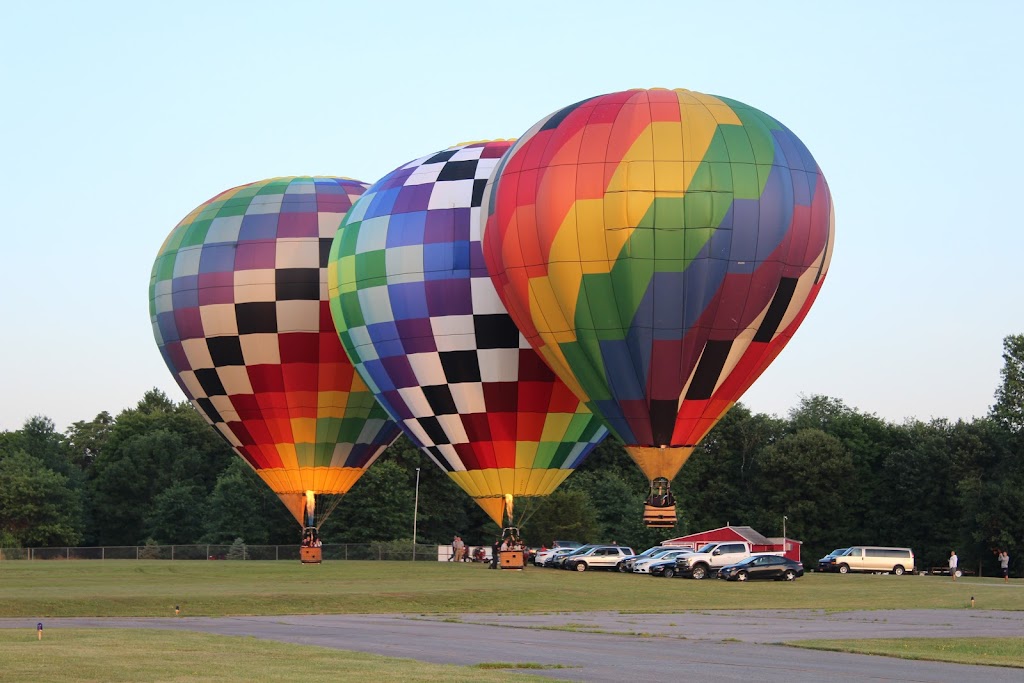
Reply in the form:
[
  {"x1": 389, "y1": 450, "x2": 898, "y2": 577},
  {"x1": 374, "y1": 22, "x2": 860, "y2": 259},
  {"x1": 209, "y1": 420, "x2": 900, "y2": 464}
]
[{"x1": 2, "y1": 335, "x2": 1021, "y2": 577}]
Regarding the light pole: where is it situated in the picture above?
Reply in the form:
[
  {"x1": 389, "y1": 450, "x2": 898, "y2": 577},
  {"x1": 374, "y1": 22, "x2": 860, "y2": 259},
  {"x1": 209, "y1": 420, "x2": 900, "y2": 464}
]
[
  {"x1": 783, "y1": 515, "x2": 788, "y2": 544},
  {"x1": 412, "y1": 467, "x2": 421, "y2": 561}
]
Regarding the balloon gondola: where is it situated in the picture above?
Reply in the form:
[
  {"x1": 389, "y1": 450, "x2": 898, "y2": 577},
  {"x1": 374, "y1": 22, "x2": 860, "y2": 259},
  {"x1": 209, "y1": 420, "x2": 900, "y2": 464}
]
[{"x1": 482, "y1": 89, "x2": 835, "y2": 528}]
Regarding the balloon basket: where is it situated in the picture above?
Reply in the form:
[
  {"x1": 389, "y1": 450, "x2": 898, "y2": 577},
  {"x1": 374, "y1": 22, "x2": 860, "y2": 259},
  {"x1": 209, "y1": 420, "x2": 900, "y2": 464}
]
[
  {"x1": 499, "y1": 550, "x2": 525, "y2": 569},
  {"x1": 300, "y1": 547, "x2": 322, "y2": 564},
  {"x1": 643, "y1": 504, "x2": 677, "y2": 529}
]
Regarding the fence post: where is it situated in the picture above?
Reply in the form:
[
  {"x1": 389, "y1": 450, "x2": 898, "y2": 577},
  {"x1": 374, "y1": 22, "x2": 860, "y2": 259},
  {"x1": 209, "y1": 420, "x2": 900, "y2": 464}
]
[
  {"x1": 171, "y1": 545, "x2": 175, "y2": 561},
  {"x1": 136, "y1": 545, "x2": 139, "y2": 561},
  {"x1": 276, "y1": 545, "x2": 279, "y2": 561},
  {"x1": 67, "y1": 547, "x2": 70, "y2": 560},
  {"x1": 206, "y1": 544, "x2": 209, "y2": 560}
]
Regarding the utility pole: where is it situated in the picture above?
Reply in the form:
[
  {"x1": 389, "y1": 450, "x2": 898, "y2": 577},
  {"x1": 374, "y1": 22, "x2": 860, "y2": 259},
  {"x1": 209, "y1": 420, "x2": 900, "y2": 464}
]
[{"x1": 412, "y1": 467, "x2": 421, "y2": 561}]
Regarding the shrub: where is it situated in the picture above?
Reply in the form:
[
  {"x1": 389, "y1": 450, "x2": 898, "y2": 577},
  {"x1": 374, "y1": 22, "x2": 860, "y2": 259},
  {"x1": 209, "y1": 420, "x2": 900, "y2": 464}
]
[{"x1": 226, "y1": 538, "x2": 247, "y2": 560}]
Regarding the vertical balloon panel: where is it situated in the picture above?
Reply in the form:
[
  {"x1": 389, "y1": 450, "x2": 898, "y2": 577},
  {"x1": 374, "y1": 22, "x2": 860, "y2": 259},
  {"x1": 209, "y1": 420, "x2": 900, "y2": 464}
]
[{"x1": 150, "y1": 177, "x2": 401, "y2": 527}]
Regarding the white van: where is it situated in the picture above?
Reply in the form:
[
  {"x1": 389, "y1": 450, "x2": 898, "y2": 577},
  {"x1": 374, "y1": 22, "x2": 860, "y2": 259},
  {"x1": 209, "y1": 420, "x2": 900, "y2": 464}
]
[{"x1": 824, "y1": 546, "x2": 914, "y2": 575}]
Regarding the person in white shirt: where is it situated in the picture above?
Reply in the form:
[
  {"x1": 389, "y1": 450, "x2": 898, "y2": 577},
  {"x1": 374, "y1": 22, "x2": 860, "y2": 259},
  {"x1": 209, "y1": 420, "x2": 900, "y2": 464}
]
[{"x1": 949, "y1": 550, "x2": 958, "y2": 581}]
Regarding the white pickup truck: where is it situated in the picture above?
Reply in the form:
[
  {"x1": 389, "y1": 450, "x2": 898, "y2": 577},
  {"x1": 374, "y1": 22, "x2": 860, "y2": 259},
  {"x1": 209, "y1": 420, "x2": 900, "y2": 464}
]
[{"x1": 675, "y1": 541, "x2": 784, "y2": 579}]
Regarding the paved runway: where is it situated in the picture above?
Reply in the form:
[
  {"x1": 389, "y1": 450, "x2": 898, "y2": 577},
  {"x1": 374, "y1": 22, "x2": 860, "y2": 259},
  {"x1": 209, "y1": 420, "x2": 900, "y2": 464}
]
[{"x1": 3, "y1": 610, "x2": 1022, "y2": 682}]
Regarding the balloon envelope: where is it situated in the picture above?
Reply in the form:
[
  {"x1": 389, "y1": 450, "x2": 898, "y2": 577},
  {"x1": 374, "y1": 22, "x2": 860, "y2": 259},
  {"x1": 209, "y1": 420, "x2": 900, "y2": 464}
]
[
  {"x1": 482, "y1": 88, "x2": 834, "y2": 482},
  {"x1": 328, "y1": 142, "x2": 608, "y2": 526},
  {"x1": 150, "y1": 177, "x2": 401, "y2": 526}
]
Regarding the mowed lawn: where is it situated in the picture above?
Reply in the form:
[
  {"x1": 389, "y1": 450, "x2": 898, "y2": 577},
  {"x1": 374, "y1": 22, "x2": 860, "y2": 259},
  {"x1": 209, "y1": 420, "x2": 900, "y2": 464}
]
[
  {"x1": 0, "y1": 628, "x2": 552, "y2": 683},
  {"x1": 1, "y1": 560, "x2": 1021, "y2": 617},
  {"x1": 790, "y1": 637, "x2": 1024, "y2": 669}
]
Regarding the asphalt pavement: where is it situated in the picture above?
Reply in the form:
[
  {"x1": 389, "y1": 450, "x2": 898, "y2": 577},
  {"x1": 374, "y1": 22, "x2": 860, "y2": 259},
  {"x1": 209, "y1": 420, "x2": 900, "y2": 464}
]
[{"x1": 3, "y1": 609, "x2": 1023, "y2": 681}]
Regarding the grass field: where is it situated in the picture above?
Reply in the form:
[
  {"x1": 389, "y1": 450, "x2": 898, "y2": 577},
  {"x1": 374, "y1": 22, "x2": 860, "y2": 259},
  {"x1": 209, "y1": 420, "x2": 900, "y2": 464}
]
[
  {"x1": 0, "y1": 560, "x2": 1020, "y2": 617},
  {"x1": 0, "y1": 628, "x2": 551, "y2": 682},
  {"x1": 790, "y1": 637, "x2": 1024, "y2": 668}
]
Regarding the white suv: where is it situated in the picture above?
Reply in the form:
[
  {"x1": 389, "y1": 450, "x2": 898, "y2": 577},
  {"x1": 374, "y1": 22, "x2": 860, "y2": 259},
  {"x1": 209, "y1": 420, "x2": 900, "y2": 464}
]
[{"x1": 566, "y1": 545, "x2": 635, "y2": 572}]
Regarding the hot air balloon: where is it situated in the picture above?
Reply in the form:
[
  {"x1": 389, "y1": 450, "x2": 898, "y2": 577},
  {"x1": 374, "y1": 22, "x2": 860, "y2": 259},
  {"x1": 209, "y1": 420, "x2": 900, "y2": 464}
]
[
  {"x1": 482, "y1": 89, "x2": 835, "y2": 528},
  {"x1": 327, "y1": 141, "x2": 608, "y2": 529},
  {"x1": 149, "y1": 177, "x2": 401, "y2": 542}
]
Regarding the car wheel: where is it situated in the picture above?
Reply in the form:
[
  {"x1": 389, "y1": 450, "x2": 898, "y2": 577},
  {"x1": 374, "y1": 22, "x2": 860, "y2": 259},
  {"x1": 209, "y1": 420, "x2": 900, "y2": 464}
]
[
  {"x1": 783, "y1": 569, "x2": 796, "y2": 581},
  {"x1": 893, "y1": 565, "x2": 905, "y2": 576},
  {"x1": 838, "y1": 564, "x2": 850, "y2": 574},
  {"x1": 575, "y1": 562, "x2": 587, "y2": 572},
  {"x1": 663, "y1": 567, "x2": 675, "y2": 578},
  {"x1": 691, "y1": 565, "x2": 707, "y2": 580},
  {"x1": 618, "y1": 562, "x2": 629, "y2": 573},
  {"x1": 737, "y1": 571, "x2": 748, "y2": 582}
]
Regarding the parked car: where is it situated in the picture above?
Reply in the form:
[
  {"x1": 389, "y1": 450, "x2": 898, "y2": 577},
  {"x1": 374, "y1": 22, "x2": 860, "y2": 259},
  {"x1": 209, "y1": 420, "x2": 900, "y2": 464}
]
[
  {"x1": 822, "y1": 546, "x2": 915, "y2": 575},
  {"x1": 816, "y1": 548, "x2": 850, "y2": 572},
  {"x1": 538, "y1": 547, "x2": 579, "y2": 567},
  {"x1": 676, "y1": 541, "x2": 784, "y2": 579},
  {"x1": 633, "y1": 549, "x2": 693, "y2": 574},
  {"x1": 552, "y1": 545, "x2": 597, "y2": 569},
  {"x1": 648, "y1": 552, "x2": 697, "y2": 578},
  {"x1": 565, "y1": 545, "x2": 635, "y2": 572},
  {"x1": 534, "y1": 540, "x2": 585, "y2": 565},
  {"x1": 616, "y1": 546, "x2": 681, "y2": 573},
  {"x1": 717, "y1": 555, "x2": 804, "y2": 581}
]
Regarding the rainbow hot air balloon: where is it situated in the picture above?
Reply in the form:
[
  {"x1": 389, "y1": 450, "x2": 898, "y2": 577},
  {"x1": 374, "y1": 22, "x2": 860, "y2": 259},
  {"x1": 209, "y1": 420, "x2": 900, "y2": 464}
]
[
  {"x1": 328, "y1": 141, "x2": 608, "y2": 528},
  {"x1": 150, "y1": 177, "x2": 401, "y2": 530},
  {"x1": 482, "y1": 89, "x2": 835, "y2": 528}
]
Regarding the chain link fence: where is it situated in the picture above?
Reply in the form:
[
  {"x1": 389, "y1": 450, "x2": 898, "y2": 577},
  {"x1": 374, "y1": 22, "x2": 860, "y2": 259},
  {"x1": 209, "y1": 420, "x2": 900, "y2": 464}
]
[{"x1": 0, "y1": 543, "x2": 442, "y2": 561}]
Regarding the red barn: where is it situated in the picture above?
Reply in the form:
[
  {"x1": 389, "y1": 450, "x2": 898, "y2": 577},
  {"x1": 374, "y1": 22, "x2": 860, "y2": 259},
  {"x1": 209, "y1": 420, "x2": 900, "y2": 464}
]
[{"x1": 661, "y1": 525, "x2": 802, "y2": 563}]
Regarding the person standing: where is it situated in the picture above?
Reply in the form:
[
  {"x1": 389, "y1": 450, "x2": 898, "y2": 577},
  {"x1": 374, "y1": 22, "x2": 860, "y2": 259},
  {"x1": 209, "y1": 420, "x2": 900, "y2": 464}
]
[
  {"x1": 452, "y1": 535, "x2": 464, "y2": 562},
  {"x1": 949, "y1": 550, "x2": 959, "y2": 580},
  {"x1": 490, "y1": 537, "x2": 501, "y2": 569},
  {"x1": 999, "y1": 550, "x2": 1010, "y2": 582}
]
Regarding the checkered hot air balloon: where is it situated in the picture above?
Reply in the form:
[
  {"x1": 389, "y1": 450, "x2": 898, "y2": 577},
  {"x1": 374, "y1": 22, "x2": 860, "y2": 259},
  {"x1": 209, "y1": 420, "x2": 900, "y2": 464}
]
[
  {"x1": 327, "y1": 141, "x2": 608, "y2": 528},
  {"x1": 150, "y1": 177, "x2": 401, "y2": 528},
  {"x1": 482, "y1": 89, "x2": 835, "y2": 528}
]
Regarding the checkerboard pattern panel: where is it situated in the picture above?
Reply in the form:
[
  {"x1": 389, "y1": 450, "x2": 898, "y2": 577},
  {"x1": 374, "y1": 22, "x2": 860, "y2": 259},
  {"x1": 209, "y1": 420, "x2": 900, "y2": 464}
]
[
  {"x1": 328, "y1": 143, "x2": 608, "y2": 499},
  {"x1": 150, "y1": 177, "x2": 401, "y2": 494}
]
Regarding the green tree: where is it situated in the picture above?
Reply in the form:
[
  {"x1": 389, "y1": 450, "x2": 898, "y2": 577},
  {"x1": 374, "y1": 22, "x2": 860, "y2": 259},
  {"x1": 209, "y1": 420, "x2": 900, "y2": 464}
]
[
  {"x1": 0, "y1": 450, "x2": 84, "y2": 546},
  {"x1": 203, "y1": 459, "x2": 295, "y2": 544},
  {"x1": 749, "y1": 429, "x2": 855, "y2": 562},
  {"x1": 321, "y1": 459, "x2": 414, "y2": 543},
  {"x1": 143, "y1": 482, "x2": 208, "y2": 544},
  {"x1": 991, "y1": 334, "x2": 1024, "y2": 433},
  {"x1": 564, "y1": 470, "x2": 656, "y2": 549},
  {"x1": 874, "y1": 419, "x2": 959, "y2": 568},
  {"x1": 377, "y1": 438, "x2": 485, "y2": 544},
  {"x1": 675, "y1": 405, "x2": 785, "y2": 533},
  {"x1": 520, "y1": 489, "x2": 599, "y2": 547},
  {"x1": 86, "y1": 390, "x2": 235, "y2": 544},
  {"x1": 65, "y1": 411, "x2": 114, "y2": 469},
  {"x1": 1, "y1": 416, "x2": 72, "y2": 475}
]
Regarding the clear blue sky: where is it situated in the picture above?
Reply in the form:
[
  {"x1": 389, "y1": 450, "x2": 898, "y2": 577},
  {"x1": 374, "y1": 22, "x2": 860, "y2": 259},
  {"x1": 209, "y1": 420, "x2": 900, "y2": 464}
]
[{"x1": 2, "y1": 1, "x2": 1021, "y2": 431}]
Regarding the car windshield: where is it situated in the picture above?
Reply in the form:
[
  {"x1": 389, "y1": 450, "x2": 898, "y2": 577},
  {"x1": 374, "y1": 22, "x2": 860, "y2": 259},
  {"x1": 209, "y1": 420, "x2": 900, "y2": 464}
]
[
  {"x1": 696, "y1": 543, "x2": 717, "y2": 553},
  {"x1": 566, "y1": 545, "x2": 594, "y2": 557}
]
